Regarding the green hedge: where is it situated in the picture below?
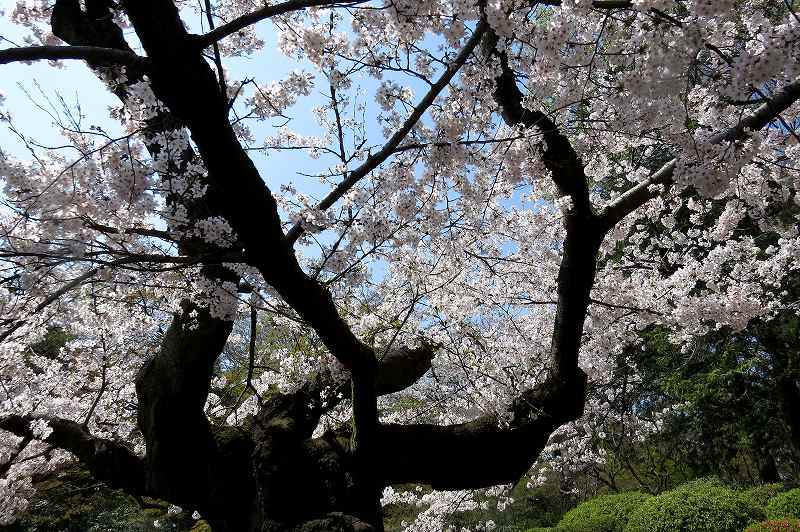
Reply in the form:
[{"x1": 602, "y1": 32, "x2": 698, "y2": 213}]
[
  {"x1": 556, "y1": 492, "x2": 651, "y2": 532},
  {"x1": 744, "y1": 484, "x2": 785, "y2": 508},
  {"x1": 767, "y1": 489, "x2": 800, "y2": 520},
  {"x1": 624, "y1": 478, "x2": 763, "y2": 532}
]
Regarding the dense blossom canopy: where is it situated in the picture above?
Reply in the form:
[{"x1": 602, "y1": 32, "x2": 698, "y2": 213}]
[{"x1": 0, "y1": 0, "x2": 798, "y2": 529}]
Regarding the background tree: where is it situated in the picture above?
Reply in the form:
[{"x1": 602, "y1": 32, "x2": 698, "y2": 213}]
[{"x1": 529, "y1": 310, "x2": 800, "y2": 503}]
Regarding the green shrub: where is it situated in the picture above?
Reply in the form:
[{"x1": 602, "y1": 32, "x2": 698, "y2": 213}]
[
  {"x1": 556, "y1": 492, "x2": 651, "y2": 532},
  {"x1": 9, "y1": 465, "x2": 197, "y2": 531},
  {"x1": 745, "y1": 519, "x2": 800, "y2": 532},
  {"x1": 745, "y1": 484, "x2": 785, "y2": 508},
  {"x1": 624, "y1": 478, "x2": 763, "y2": 532},
  {"x1": 675, "y1": 476, "x2": 725, "y2": 490},
  {"x1": 767, "y1": 488, "x2": 800, "y2": 520}
]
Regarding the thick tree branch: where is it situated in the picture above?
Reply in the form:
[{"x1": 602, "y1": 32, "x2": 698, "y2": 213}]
[
  {"x1": 285, "y1": 21, "x2": 489, "y2": 244},
  {"x1": 363, "y1": 21, "x2": 603, "y2": 492},
  {"x1": 332, "y1": 343, "x2": 437, "y2": 400},
  {"x1": 189, "y1": 0, "x2": 634, "y2": 53},
  {"x1": 135, "y1": 301, "x2": 233, "y2": 506},
  {"x1": 483, "y1": 29, "x2": 593, "y2": 216},
  {"x1": 374, "y1": 344, "x2": 436, "y2": 396},
  {"x1": 0, "y1": 45, "x2": 148, "y2": 67},
  {"x1": 364, "y1": 220, "x2": 598, "y2": 489},
  {"x1": 599, "y1": 78, "x2": 800, "y2": 229},
  {"x1": 373, "y1": 371, "x2": 586, "y2": 489},
  {"x1": 117, "y1": 0, "x2": 426, "y2": 383},
  {"x1": 272, "y1": 343, "x2": 436, "y2": 437},
  {"x1": 0, "y1": 415, "x2": 146, "y2": 496},
  {"x1": 119, "y1": 2, "x2": 406, "y2": 525},
  {"x1": 483, "y1": 24, "x2": 600, "y2": 378},
  {"x1": 194, "y1": 0, "x2": 369, "y2": 49}
]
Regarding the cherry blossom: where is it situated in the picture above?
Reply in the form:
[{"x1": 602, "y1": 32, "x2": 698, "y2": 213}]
[{"x1": 0, "y1": 0, "x2": 798, "y2": 529}]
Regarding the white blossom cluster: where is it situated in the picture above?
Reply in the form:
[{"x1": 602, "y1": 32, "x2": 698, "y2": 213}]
[{"x1": 248, "y1": 70, "x2": 314, "y2": 119}]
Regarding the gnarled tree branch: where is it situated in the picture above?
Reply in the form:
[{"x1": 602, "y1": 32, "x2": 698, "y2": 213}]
[
  {"x1": 0, "y1": 415, "x2": 146, "y2": 496},
  {"x1": 314, "y1": 342, "x2": 437, "y2": 411},
  {"x1": 483, "y1": 24, "x2": 600, "y2": 378},
  {"x1": 373, "y1": 371, "x2": 587, "y2": 489},
  {"x1": 482, "y1": 29, "x2": 592, "y2": 215},
  {"x1": 363, "y1": 20, "x2": 602, "y2": 493},
  {"x1": 48, "y1": 4, "x2": 250, "y2": 527}
]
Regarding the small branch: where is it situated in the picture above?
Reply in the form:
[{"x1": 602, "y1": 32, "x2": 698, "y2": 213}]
[
  {"x1": 538, "y1": 0, "x2": 636, "y2": 9},
  {"x1": 203, "y1": 0, "x2": 228, "y2": 99},
  {"x1": 0, "y1": 45, "x2": 149, "y2": 68},
  {"x1": 0, "y1": 267, "x2": 102, "y2": 344},
  {"x1": 82, "y1": 220, "x2": 174, "y2": 240},
  {"x1": 83, "y1": 361, "x2": 108, "y2": 428},
  {"x1": 285, "y1": 20, "x2": 488, "y2": 244},
  {"x1": 590, "y1": 298, "x2": 663, "y2": 316},
  {"x1": 586, "y1": 0, "x2": 634, "y2": 7},
  {"x1": 599, "y1": 79, "x2": 800, "y2": 229},
  {"x1": 194, "y1": 0, "x2": 369, "y2": 49},
  {"x1": 0, "y1": 252, "x2": 241, "y2": 345},
  {"x1": 330, "y1": 82, "x2": 347, "y2": 162}
]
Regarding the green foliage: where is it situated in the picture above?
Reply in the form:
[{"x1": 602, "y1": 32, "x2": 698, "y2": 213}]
[
  {"x1": 676, "y1": 476, "x2": 726, "y2": 489},
  {"x1": 383, "y1": 498, "x2": 420, "y2": 532},
  {"x1": 624, "y1": 478, "x2": 764, "y2": 532},
  {"x1": 609, "y1": 319, "x2": 800, "y2": 489},
  {"x1": 8, "y1": 466, "x2": 197, "y2": 531},
  {"x1": 445, "y1": 480, "x2": 569, "y2": 531},
  {"x1": 25, "y1": 326, "x2": 71, "y2": 359},
  {"x1": 767, "y1": 488, "x2": 800, "y2": 520},
  {"x1": 556, "y1": 491, "x2": 651, "y2": 532},
  {"x1": 745, "y1": 519, "x2": 800, "y2": 532},
  {"x1": 745, "y1": 484, "x2": 786, "y2": 508}
]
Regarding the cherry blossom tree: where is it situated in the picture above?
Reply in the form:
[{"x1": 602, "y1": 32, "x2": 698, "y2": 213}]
[{"x1": 0, "y1": 0, "x2": 798, "y2": 530}]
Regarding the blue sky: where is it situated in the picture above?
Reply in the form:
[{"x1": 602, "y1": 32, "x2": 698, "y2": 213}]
[
  {"x1": 0, "y1": 2, "x2": 440, "y2": 209},
  {"x1": 0, "y1": 3, "x2": 538, "y2": 305},
  {"x1": 0, "y1": 2, "x2": 437, "y2": 278}
]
